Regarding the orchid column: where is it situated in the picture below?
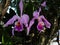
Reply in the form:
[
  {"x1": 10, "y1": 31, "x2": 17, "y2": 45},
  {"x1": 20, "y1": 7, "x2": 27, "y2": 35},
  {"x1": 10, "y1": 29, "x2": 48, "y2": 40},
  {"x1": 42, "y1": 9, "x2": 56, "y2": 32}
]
[{"x1": 3, "y1": 0, "x2": 29, "y2": 36}]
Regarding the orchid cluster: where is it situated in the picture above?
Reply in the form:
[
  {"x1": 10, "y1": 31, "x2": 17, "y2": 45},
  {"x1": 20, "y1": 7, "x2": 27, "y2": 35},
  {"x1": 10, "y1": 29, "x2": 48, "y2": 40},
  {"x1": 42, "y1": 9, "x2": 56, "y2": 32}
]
[{"x1": 3, "y1": 0, "x2": 51, "y2": 36}]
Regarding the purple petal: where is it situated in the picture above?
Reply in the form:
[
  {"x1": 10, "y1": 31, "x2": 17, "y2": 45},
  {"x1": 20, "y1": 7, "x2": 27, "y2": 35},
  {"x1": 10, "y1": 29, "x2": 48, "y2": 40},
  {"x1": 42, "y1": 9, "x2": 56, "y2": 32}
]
[
  {"x1": 33, "y1": 11, "x2": 39, "y2": 19},
  {"x1": 37, "y1": 22, "x2": 44, "y2": 31},
  {"x1": 40, "y1": 15, "x2": 51, "y2": 28},
  {"x1": 27, "y1": 27, "x2": 30, "y2": 35},
  {"x1": 41, "y1": 1, "x2": 46, "y2": 7},
  {"x1": 14, "y1": 21, "x2": 23, "y2": 32},
  {"x1": 33, "y1": 8, "x2": 41, "y2": 18},
  {"x1": 3, "y1": 15, "x2": 20, "y2": 27},
  {"x1": 39, "y1": 7, "x2": 41, "y2": 13},
  {"x1": 21, "y1": 14, "x2": 29, "y2": 27},
  {"x1": 12, "y1": 28, "x2": 14, "y2": 36},
  {"x1": 27, "y1": 18, "x2": 35, "y2": 35},
  {"x1": 19, "y1": 0, "x2": 23, "y2": 16},
  {"x1": 28, "y1": 18, "x2": 35, "y2": 28}
]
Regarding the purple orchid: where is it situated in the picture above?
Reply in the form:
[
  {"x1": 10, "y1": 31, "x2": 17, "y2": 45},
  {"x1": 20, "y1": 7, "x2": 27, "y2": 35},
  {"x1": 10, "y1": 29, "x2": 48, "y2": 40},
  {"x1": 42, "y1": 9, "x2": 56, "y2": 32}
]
[
  {"x1": 3, "y1": 0, "x2": 29, "y2": 36},
  {"x1": 19, "y1": 0, "x2": 23, "y2": 17},
  {"x1": 35, "y1": 8, "x2": 51, "y2": 29},
  {"x1": 27, "y1": 7, "x2": 51, "y2": 35},
  {"x1": 3, "y1": 0, "x2": 51, "y2": 36},
  {"x1": 37, "y1": 15, "x2": 51, "y2": 31}
]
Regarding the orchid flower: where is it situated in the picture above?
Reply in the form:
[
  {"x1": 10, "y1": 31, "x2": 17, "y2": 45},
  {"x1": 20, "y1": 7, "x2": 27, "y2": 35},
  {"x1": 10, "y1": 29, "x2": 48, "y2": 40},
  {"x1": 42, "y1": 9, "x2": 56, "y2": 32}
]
[
  {"x1": 27, "y1": 1, "x2": 51, "y2": 35},
  {"x1": 33, "y1": 7, "x2": 51, "y2": 30},
  {"x1": 3, "y1": 0, "x2": 51, "y2": 36},
  {"x1": 3, "y1": 0, "x2": 29, "y2": 36}
]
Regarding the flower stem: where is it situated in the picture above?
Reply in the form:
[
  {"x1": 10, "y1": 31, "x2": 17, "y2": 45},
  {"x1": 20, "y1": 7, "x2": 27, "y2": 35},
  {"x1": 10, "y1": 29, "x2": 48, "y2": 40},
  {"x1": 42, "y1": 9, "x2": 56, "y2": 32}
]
[{"x1": 2, "y1": 34, "x2": 4, "y2": 44}]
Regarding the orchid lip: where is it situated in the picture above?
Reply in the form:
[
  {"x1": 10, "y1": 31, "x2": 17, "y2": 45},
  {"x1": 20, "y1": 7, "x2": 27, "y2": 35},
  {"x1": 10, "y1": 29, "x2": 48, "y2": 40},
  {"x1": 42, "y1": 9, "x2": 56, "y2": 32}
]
[
  {"x1": 37, "y1": 22, "x2": 44, "y2": 31},
  {"x1": 14, "y1": 21, "x2": 23, "y2": 32}
]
